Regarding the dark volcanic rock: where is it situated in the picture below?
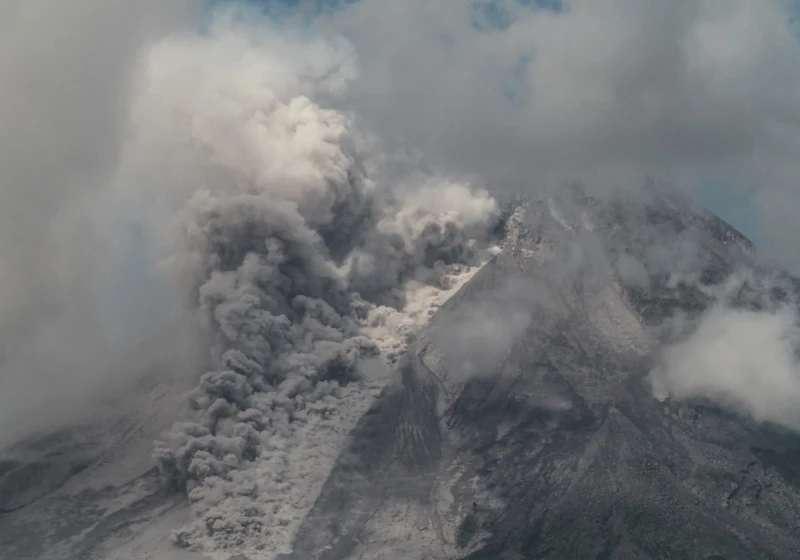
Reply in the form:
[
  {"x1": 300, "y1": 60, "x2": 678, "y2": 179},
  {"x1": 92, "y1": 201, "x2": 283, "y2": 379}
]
[{"x1": 284, "y1": 192, "x2": 800, "y2": 560}]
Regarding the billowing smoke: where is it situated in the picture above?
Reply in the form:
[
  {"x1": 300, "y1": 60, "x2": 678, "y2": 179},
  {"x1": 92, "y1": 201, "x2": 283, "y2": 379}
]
[
  {"x1": 125, "y1": 13, "x2": 501, "y2": 552},
  {"x1": 322, "y1": 0, "x2": 800, "y2": 269}
]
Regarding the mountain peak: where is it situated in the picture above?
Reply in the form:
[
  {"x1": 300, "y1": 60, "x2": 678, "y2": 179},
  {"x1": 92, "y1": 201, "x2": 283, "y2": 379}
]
[{"x1": 284, "y1": 192, "x2": 800, "y2": 560}]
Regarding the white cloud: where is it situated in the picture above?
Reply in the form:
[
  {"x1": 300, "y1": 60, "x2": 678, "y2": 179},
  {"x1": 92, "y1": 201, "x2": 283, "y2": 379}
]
[
  {"x1": 0, "y1": 0, "x2": 200, "y2": 442},
  {"x1": 320, "y1": 0, "x2": 800, "y2": 263},
  {"x1": 652, "y1": 305, "x2": 800, "y2": 430},
  {"x1": 7, "y1": 1, "x2": 800, "y2": 557}
]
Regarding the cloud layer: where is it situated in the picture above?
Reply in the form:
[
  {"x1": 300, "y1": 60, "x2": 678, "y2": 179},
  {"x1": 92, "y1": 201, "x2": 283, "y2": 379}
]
[{"x1": 320, "y1": 0, "x2": 800, "y2": 264}]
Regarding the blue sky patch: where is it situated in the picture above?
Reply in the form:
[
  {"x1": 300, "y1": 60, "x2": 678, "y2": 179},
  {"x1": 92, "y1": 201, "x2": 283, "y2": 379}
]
[{"x1": 696, "y1": 183, "x2": 762, "y2": 243}]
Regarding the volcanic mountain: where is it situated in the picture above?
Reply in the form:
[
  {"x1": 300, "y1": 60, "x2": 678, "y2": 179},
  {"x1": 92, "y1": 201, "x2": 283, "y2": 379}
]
[
  {"x1": 3, "y1": 191, "x2": 800, "y2": 560},
  {"x1": 283, "y1": 191, "x2": 800, "y2": 560}
]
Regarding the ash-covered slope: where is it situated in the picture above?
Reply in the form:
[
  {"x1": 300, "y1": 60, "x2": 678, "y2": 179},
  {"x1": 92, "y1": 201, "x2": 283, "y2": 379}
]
[
  {"x1": 0, "y1": 318, "x2": 208, "y2": 560},
  {"x1": 284, "y1": 192, "x2": 800, "y2": 560}
]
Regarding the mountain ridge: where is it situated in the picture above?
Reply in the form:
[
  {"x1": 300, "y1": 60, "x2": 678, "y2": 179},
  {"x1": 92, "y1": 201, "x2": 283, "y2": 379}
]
[{"x1": 283, "y1": 192, "x2": 800, "y2": 560}]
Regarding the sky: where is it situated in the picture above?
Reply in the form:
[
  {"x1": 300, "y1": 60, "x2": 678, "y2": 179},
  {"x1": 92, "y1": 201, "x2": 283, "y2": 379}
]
[
  {"x1": 212, "y1": 0, "x2": 796, "y2": 251},
  {"x1": 696, "y1": 182, "x2": 762, "y2": 243}
]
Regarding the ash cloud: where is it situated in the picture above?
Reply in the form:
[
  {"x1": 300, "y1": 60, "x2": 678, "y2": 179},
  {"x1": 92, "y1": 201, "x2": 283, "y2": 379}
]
[{"x1": 128, "y1": 12, "x2": 501, "y2": 552}]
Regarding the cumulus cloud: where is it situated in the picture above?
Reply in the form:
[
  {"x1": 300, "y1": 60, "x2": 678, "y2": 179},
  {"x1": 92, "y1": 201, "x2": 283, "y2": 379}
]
[
  {"x1": 651, "y1": 305, "x2": 800, "y2": 431},
  {"x1": 121, "y1": 10, "x2": 501, "y2": 552}
]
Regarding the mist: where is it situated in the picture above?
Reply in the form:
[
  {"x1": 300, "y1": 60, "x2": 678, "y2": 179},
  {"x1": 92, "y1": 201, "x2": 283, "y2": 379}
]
[
  {"x1": 0, "y1": 1, "x2": 203, "y2": 442},
  {"x1": 652, "y1": 305, "x2": 800, "y2": 431}
]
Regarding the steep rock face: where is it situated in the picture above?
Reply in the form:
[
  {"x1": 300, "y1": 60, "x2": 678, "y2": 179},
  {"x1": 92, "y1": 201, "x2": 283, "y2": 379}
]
[{"x1": 285, "y1": 192, "x2": 800, "y2": 560}]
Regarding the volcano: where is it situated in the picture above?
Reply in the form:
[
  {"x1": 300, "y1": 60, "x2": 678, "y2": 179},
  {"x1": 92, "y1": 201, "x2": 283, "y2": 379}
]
[
  {"x1": 282, "y1": 192, "x2": 800, "y2": 560},
  {"x1": 3, "y1": 192, "x2": 800, "y2": 560}
]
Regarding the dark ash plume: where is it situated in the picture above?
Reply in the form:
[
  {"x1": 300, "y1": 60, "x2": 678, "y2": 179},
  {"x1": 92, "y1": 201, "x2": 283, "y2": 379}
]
[{"x1": 130, "y1": 19, "x2": 502, "y2": 553}]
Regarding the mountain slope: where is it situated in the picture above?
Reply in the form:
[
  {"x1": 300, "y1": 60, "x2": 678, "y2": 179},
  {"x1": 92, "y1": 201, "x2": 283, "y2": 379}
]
[
  {"x1": 283, "y1": 192, "x2": 800, "y2": 560},
  {"x1": 0, "y1": 319, "x2": 207, "y2": 560}
]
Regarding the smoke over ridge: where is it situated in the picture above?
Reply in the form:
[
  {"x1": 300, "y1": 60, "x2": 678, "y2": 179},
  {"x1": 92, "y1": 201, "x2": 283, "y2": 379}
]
[{"x1": 124, "y1": 14, "x2": 501, "y2": 552}]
